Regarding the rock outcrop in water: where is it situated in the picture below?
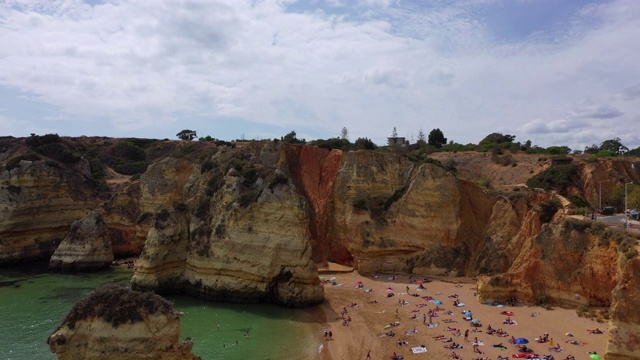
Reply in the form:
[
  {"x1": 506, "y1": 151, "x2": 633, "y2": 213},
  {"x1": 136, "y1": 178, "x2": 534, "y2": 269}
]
[
  {"x1": 48, "y1": 284, "x2": 200, "y2": 360},
  {"x1": 49, "y1": 210, "x2": 114, "y2": 271}
]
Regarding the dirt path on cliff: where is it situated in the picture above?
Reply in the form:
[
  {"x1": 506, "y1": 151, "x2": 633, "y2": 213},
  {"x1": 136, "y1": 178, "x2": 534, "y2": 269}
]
[{"x1": 320, "y1": 272, "x2": 609, "y2": 360}]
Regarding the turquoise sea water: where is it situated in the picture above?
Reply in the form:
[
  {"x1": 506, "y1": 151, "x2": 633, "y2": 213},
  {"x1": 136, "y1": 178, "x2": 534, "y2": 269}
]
[{"x1": 0, "y1": 263, "x2": 324, "y2": 360}]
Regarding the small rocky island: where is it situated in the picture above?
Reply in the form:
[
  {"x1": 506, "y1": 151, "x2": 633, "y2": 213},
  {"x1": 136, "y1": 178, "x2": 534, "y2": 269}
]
[{"x1": 48, "y1": 284, "x2": 200, "y2": 360}]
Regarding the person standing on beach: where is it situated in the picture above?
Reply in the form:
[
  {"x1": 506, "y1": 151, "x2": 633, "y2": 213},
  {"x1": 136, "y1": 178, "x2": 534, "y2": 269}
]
[
  {"x1": 423, "y1": 313, "x2": 426, "y2": 324},
  {"x1": 395, "y1": 309, "x2": 399, "y2": 318},
  {"x1": 366, "y1": 350, "x2": 371, "y2": 359},
  {"x1": 464, "y1": 329, "x2": 469, "y2": 341},
  {"x1": 329, "y1": 331, "x2": 333, "y2": 340}
]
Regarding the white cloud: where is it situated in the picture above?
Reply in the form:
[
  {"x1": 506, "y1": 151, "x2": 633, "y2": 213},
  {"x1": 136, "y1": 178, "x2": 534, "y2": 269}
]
[{"x1": 0, "y1": 0, "x2": 638, "y2": 150}]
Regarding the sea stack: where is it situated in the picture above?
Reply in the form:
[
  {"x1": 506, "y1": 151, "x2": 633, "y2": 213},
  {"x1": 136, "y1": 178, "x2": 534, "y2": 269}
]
[
  {"x1": 48, "y1": 284, "x2": 200, "y2": 360},
  {"x1": 49, "y1": 210, "x2": 114, "y2": 271}
]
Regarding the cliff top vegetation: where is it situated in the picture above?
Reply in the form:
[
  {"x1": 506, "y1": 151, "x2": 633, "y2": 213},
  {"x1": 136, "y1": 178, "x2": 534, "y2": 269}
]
[{"x1": 55, "y1": 284, "x2": 175, "y2": 331}]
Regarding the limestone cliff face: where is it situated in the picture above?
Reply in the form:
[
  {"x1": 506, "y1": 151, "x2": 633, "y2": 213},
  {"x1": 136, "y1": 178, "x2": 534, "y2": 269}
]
[
  {"x1": 101, "y1": 182, "x2": 148, "y2": 257},
  {"x1": 607, "y1": 256, "x2": 640, "y2": 360},
  {"x1": 477, "y1": 218, "x2": 620, "y2": 307},
  {"x1": 49, "y1": 210, "x2": 114, "y2": 271},
  {"x1": 132, "y1": 143, "x2": 324, "y2": 307},
  {"x1": 182, "y1": 180, "x2": 323, "y2": 307},
  {"x1": 0, "y1": 160, "x2": 99, "y2": 265},
  {"x1": 328, "y1": 150, "x2": 500, "y2": 275},
  {"x1": 48, "y1": 284, "x2": 200, "y2": 360}
]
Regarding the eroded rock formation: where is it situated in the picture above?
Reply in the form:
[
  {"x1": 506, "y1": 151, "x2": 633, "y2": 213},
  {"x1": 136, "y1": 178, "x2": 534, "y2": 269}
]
[
  {"x1": 2, "y1": 137, "x2": 640, "y2": 358},
  {"x1": 131, "y1": 144, "x2": 324, "y2": 307},
  {"x1": 49, "y1": 210, "x2": 114, "y2": 271},
  {"x1": 48, "y1": 284, "x2": 200, "y2": 360}
]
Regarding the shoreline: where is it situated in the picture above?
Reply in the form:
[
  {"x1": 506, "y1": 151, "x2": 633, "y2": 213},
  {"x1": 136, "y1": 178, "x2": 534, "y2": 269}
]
[{"x1": 318, "y1": 271, "x2": 609, "y2": 360}]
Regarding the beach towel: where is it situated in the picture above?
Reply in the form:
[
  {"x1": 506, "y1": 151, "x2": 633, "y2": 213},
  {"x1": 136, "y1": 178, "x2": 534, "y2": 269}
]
[
  {"x1": 427, "y1": 323, "x2": 439, "y2": 328},
  {"x1": 411, "y1": 346, "x2": 428, "y2": 354},
  {"x1": 456, "y1": 303, "x2": 465, "y2": 307}
]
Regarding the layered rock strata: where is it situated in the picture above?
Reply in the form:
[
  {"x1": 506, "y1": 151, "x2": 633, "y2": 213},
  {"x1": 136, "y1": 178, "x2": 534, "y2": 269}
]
[
  {"x1": 0, "y1": 160, "x2": 99, "y2": 264},
  {"x1": 49, "y1": 210, "x2": 114, "y2": 271},
  {"x1": 131, "y1": 145, "x2": 324, "y2": 307},
  {"x1": 48, "y1": 284, "x2": 200, "y2": 360},
  {"x1": 477, "y1": 218, "x2": 620, "y2": 307}
]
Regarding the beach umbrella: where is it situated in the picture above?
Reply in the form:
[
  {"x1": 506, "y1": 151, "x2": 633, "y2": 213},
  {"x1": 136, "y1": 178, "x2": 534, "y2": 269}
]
[
  {"x1": 497, "y1": 304, "x2": 505, "y2": 308},
  {"x1": 357, "y1": 281, "x2": 363, "y2": 284},
  {"x1": 330, "y1": 276, "x2": 337, "y2": 282},
  {"x1": 565, "y1": 332, "x2": 574, "y2": 337},
  {"x1": 471, "y1": 319, "x2": 481, "y2": 323},
  {"x1": 433, "y1": 300, "x2": 443, "y2": 305},
  {"x1": 590, "y1": 354, "x2": 602, "y2": 360},
  {"x1": 514, "y1": 338, "x2": 529, "y2": 344},
  {"x1": 416, "y1": 279, "x2": 424, "y2": 284},
  {"x1": 319, "y1": 276, "x2": 324, "y2": 280}
]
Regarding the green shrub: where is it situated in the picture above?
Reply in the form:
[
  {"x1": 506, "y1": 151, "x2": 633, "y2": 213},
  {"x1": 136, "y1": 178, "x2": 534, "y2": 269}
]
[
  {"x1": 206, "y1": 171, "x2": 224, "y2": 196},
  {"x1": 241, "y1": 167, "x2": 258, "y2": 187},
  {"x1": 476, "y1": 177, "x2": 492, "y2": 188},
  {"x1": 568, "y1": 194, "x2": 590, "y2": 208},
  {"x1": 588, "y1": 221, "x2": 606, "y2": 236},
  {"x1": 195, "y1": 199, "x2": 209, "y2": 219},
  {"x1": 574, "y1": 207, "x2": 590, "y2": 215},
  {"x1": 238, "y1": 189, "x2": 262, "y2": 208},
  {"x1": 539, "y1": 198, "x2": 561, "y2": 223},
  {"x1": 113, "y1": 161, "x2": 150, "y2": 175},
  {"x1": 6, "y1": 153, "x2": 41, "y2": 170},
  {"x1": 200, "y1": 159, "x2": 214, "y2": 174},
  {"x1": 56, "y1": 284, "x2": 174, "y2": 330},
  {"x1": 177, "y1": 143, "x2": 197, "y2": 157},
  {"x1": 585, "y1": 156, "x2": 599, "y2": 163},
  {"x1": 383, "y1": 186, "x2": 407, "y2": 210},
  {"x1": 25, "y1": 133, "x2": 60, "y2": 147},
  {"x1": 353, "y1": 197, "x2": 368, "y2": 211},
  {"x1": 526, "y1": 165, "x2": 576, "y2": 195},
  {"x1": 268, "y1": 173, "x2": 289, "y2": 190},
  {"x1": 37, "y1": 143, "x2": 81, "y2": 164},
  {"x1": 111, "y1": 141, "x2": 146, "y2": 161},
  {"x1": 312, "y1": 137, "x2": 350, "y2": 150},
  {"x1": 563, "y1": 218, "x2": 591, "y2": 232}
]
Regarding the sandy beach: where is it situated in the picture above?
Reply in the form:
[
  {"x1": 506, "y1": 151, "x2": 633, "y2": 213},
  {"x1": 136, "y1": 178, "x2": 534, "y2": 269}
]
[{"x1": 319, "y1": 270, "x2": 608, "y2": 360}]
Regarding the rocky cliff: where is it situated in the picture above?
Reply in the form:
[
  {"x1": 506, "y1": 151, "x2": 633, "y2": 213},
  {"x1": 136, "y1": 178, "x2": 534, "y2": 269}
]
[
  {"x1": 0, "y1": 159, "x2": 99, "y2": 264},
  {"x1": 3, "y1": 137, "x2": 640, "y2": 356},
  {"x1": 48, "y1": 284, "x2": 200, "y2": 360},
  {"x1": 131, "y1": 143, "x2": 324, "y2": 307}
]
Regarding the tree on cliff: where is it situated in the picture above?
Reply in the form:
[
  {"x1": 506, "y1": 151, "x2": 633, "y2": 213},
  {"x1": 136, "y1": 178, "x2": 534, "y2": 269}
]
[
  {"x1": 416, "y1": 128, "x2": 427, "y2": 148},
  {"x1": 600, "y1": 137, "x2": 628, "y2": 155},
  {"x1": 354, "y1": 137, "x2": 377, "y2": 150},
  {"x1": 628, "y1": 185, "x2": 640, "y2": 210},
  {"x1": 427, "y1": 128, "x2": 447, "y2": 148},
  {"x1": 282, "y1": 131, "x2": 305, "y2": 144},
  {"x1": 340, "y1": 127, "x2": 349, "y2": 141},
  {"x1": 176, "y1": 129, "x2": 197, "y2": 141}
]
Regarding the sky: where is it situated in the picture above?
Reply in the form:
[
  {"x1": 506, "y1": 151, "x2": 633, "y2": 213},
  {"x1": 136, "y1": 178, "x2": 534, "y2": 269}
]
[{"x1": 1, "y1": 0, "x2": 639, "y2": 151}]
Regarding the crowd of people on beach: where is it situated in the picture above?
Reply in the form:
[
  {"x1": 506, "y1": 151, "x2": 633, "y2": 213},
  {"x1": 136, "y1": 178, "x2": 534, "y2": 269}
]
[{"x1": 322, "y1": 273, "x2": 605, "y2": 360}]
